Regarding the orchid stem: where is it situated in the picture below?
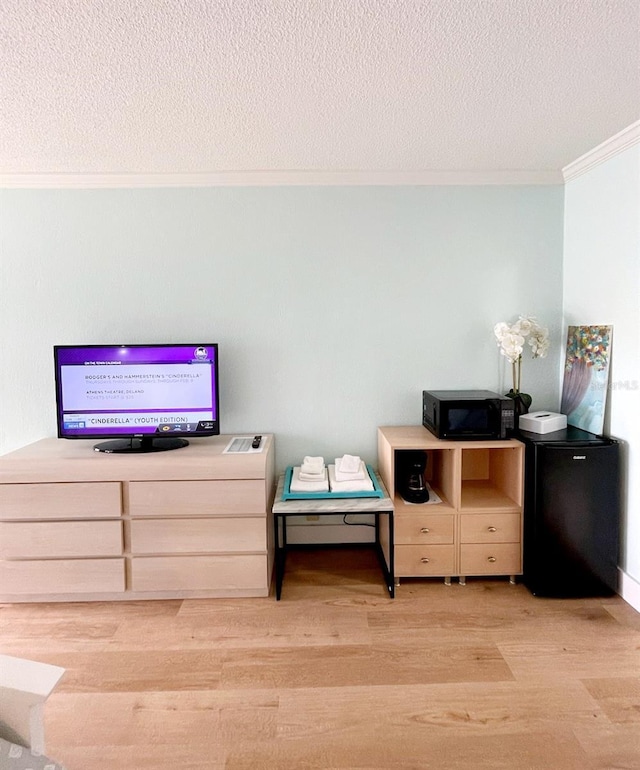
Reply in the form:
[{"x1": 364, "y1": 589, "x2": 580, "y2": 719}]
[{"x1": 511, "y1": 357, "x2": 521, "y2": 394}]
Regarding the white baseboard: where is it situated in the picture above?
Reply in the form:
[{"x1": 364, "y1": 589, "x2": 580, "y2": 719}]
[{"x1": 619, "y1": 569, "x2": 640, "y2": 613}]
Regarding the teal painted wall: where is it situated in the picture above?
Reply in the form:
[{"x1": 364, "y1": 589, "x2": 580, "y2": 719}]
[
  {"x1": 564, "y1": 144, "x2": 640, "y2": 592},
  {"x1": 0, "y1": 185, "x2": 564, "y2": 466}
]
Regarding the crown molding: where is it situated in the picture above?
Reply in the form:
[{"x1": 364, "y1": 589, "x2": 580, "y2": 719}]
[
  {"x1": 0, "y1": 168, "x2": 563, "y2": 189},
  {"x1": 563, "y1": 120, "x2": 640, "y2": 182}
]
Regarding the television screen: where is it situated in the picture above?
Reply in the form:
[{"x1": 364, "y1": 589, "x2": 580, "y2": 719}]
[{"x1": 54, "y1": 343, "x2": 219, "y2": 453}]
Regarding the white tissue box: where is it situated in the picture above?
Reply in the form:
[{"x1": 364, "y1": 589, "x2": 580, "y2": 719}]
[{"x1": 519, "y1": 411, "x2": 567, "y2": 434}]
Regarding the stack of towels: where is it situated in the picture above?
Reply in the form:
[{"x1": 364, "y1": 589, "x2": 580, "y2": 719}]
[
  {"x1": 290, "y1": 456, "x2": 329, "y2": 493},
  {"x1": 290, "y1": 454, "x2": 374, "y2": 494},
  {"x1": 328, "y1": 454, "x2": 374, "y2": 493}
]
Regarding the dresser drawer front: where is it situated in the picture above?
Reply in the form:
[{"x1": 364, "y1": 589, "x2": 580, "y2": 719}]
[
  {"x1": 0, "y1": 558, "x2": 125, "y2": 595},
  {"x1": 459, "y1": 543, "x2": 521, "y2": 575},
  {"x1": 130, "y1": 517, "x2": 266, "y2": 554},
  {"x1": 0, "y1": 482, "x2": 122, "y2": 520},
  {"x1": 129, "y1": 480, "x2": 266, "y2": 516},
  {"x1": 460, "y1": 513, "x2": 521, "y2": 544},
  {"x1": 0, "y1": 520, "x2": 123, "y2": 559},
  {"x1": 395, "y1": 514, "x2": 455, "y2": 545},
  {"x1": 131, "y1": 554, "x2": 268, "y2": 591},
  {"x1": 395, "y1": 544, "x2": 456, "y2": 576}
]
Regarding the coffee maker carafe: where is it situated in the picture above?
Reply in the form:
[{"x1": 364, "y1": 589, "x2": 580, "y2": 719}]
[{"x1": 396, "y1": 450, "x2": 430, "y2": 504}]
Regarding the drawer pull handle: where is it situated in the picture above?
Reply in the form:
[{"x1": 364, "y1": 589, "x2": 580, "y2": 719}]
[
  {"x1": 420, "y1": 527, "x2": 431, "y2": 534},
  {"x1": 487, "y1": 556, "x2": 497, "y2": 563},
  {"x1": 487, "y1": 526, "x2": 497, "y2": 532},
  {"x1": 421, "y1": 557, "x2": 430, "y2": 563}
]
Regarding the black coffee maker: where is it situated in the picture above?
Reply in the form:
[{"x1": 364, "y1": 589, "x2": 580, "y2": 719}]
[{"x1": 396, "y1": 450, "x2": 430, "y2": 504}]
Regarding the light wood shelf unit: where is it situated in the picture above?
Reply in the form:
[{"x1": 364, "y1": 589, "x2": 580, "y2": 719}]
[
  {"x1": 0, "y1": 435, "x2": 275, "y2": 602},
  {"x1": 377, "y1": 426, "x2": 524, "y2": 585}
]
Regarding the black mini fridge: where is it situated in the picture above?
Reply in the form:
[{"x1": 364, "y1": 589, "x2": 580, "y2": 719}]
[{"x1": 519, "y1": 426, "x2": 621, "y2": 598}]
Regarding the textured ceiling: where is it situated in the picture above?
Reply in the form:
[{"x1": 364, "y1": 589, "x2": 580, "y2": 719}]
[{"x1": 1, "y1": 0, "x2": 639, "y2": 180}]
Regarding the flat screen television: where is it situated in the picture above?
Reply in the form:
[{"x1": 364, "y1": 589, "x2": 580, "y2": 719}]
[{"x1": 54, "y1": 343, "x2": 219, "y2": 453}]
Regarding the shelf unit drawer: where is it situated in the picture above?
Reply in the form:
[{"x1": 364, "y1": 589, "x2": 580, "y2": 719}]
[
  {"x1": 130, "y1": 554, "x2": 268, "y2": 591},
  {"x1": 0, "y1": 482, "x2": 122, "y2": 520},
  {"x1": 129, "y1": 480, "x2": 266, "y2": 516},
  {"x1": 0, "y1": 520, "x2": 123, "y2": 559},
  {"x1": 459, "y1": 513, "x2": 521, "y2": 544},
  {"x1": 395, "y1": 544, "x2": 456, "y2": 576},
  {"x1": 459, "y1": 543, "x2": 521, "y2": 575},
  {"x1": 0, "y1": 558, "x2": 125, "y2": 595},
  {"x1": 130, "y1": 517, "x2": 266, "y2": 554},
  {"x1": 395, "y1": 513, "x2": 455, "y2": 545}
]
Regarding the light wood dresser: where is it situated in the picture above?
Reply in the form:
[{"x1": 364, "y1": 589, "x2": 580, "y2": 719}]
[
  {"x1": 377, "y1": 426, "x2": 524, "y2": 586},
  {"x1": 0, "y1": 435, "x2": 275, "y2": 602}
]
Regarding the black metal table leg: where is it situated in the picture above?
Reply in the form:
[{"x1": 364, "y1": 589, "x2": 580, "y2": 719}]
[
  {"x1": 374, "y1": 510, "x2": 395, "y2": 598},
  {"x1": 274, "y1": 513, "x2": 287, "y2": 600}
]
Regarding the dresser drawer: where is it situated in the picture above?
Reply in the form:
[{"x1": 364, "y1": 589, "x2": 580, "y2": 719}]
[
  {"x1": 459, "y1": 543, "x2": 521, "y2": 575},
  {"x1": 0, "y1": 520, "x2": 123, "y2": 559},
  {"x1": 0, "y1": 558, "x2": 125, "y2": 595},
  {"x1": 0, "y1": 482, "x2": 122, "y2": 520},
  {"x1": 130, "y1": 517, "x2": 266, "y2": 554},
  {"x1": 395, "y1": 513, "x2": 455, "y2": 545},
  {"x1": 130, "y1": 554, "x2": 268, "y2": 591},
  {"x1": 395, "y1": 544, "x2": 456, "y2": 576},
  {"x1": 129, "y1": 480, "x2": 266, "y2": 516},
  {"x1": 460, "y1": 513, "x2": 521, "y2": 544}
]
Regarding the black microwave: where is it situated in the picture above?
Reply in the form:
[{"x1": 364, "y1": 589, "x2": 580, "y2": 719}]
[{"x1": 422, "y1": 390, "x2": 515, "y2": 440}]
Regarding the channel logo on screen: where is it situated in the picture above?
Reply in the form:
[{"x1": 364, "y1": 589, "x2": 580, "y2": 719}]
[{"x1": 63, "y1": 420, "x2": 86, "y2": 429}]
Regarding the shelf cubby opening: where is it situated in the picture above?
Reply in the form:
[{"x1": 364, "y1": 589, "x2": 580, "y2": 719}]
[
  {"x1": 460, "y1": 446, "x2": 523, "y2": 511},
  {"x1": 393, "y1": 447, "x2": 457, "y2": 512}
]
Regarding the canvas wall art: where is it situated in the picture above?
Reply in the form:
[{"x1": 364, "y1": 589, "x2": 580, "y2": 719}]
[{"x1": 560, "y1": 325, "x2": 612, "y2": 434}]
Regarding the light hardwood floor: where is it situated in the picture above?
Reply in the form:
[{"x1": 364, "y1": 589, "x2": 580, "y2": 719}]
[{"x1": 1, "y1": 547, "x2": 639, "y2": 770}]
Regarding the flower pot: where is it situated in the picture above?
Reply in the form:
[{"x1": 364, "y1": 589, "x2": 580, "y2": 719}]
[{"x1": 505, "y1": 390, "x2": 531, "y2": 416}]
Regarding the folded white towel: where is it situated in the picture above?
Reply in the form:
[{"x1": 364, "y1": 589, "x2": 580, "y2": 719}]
[
  {"x1": 290, "y1": 466, "x2": 329, "y2": 493},
  {"x1": 328, "y1": 464, "x2": 374, "y2": 493},
  {"x1": 301, "y1": 455, "x2": 325, "y2": 474},
  {"x1": 299, "y1": 470, "x2": 326, "y2": 482},
  {"x1": 337, "y1": 454, "x2": 362, "y2": 474},
  {"x1": 334, "y1": 458, "x2": 366, "y2": 481}
]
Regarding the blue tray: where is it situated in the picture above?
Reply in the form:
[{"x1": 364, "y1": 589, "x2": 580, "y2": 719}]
[{"x1": 281, "y1": 464, "x2": 384, "y2": 500}]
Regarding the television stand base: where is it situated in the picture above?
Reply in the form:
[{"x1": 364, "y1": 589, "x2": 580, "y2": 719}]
[{"x1": 94, "y1": 437, "x2": 189, "y2": 453}]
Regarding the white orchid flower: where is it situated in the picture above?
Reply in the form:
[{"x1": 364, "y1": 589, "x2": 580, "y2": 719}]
[
  {"x1": 514, "y1": 316, "x2": 536, "y2": 336},
  {"x1": 494, "y1": 315, "x2": 549, "y2": 395}
]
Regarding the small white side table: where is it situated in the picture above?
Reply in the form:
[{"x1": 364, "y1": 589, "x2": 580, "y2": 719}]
[{"x1": 271, "y1": 471, "x2": 394, "y2": 599}]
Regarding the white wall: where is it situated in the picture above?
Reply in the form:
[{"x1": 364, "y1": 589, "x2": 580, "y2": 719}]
[
  {"x1": 0, "y1": 185, "x2": 564, "y2": 469},
  {"x1": 563, "y1": 143, "x2": 640, "y2": 604}
]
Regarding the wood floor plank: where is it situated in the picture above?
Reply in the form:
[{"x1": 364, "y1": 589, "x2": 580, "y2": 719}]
[
  {"x1": 0, "y1": 618, "x2": 120, "y2": 655},
  {"x1": 46, "y1": 690, "x2": 278, "y2": 746},
  {"x1": 603, "y1": 600, "x2": 640, "y2": 630},
  {"x1": 43, "y1": 650, "x2": 226, "y2": 692},
  {"x1": 572, "y1": 723, "x2": 640, "y2": 770},
  {"x1": 104, "y1": 608, "x2": 372, "y2": 652},
  {"x1": 497, "y1": 637, "x2": 640, "y2": 682},
  {"x1": 582, "y1": 677, "x2": 640, "y2": 724},
  {"x1": 273, "y1": 680, "x2": 604, "y2": 736},
  {"x1": 47, "y1": 744, "x2": 228, "y2": 770},
  {"x1": 225, "y1": 729, "x2": 593, "y2": 770},
  {"x1": 0, "y1": 599, "x2": 182, "y2": 620},
  {"x1": 1, "y1": 547, "x2": 638, "y2": 770},
  {"x1": 219, "y1": 641, "x2": 514, "y2": 689}
]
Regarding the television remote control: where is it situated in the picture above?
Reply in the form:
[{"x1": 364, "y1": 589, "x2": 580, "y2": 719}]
[{"x1": 251, "y1": 435, "x2": 262, "y2": 448}]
